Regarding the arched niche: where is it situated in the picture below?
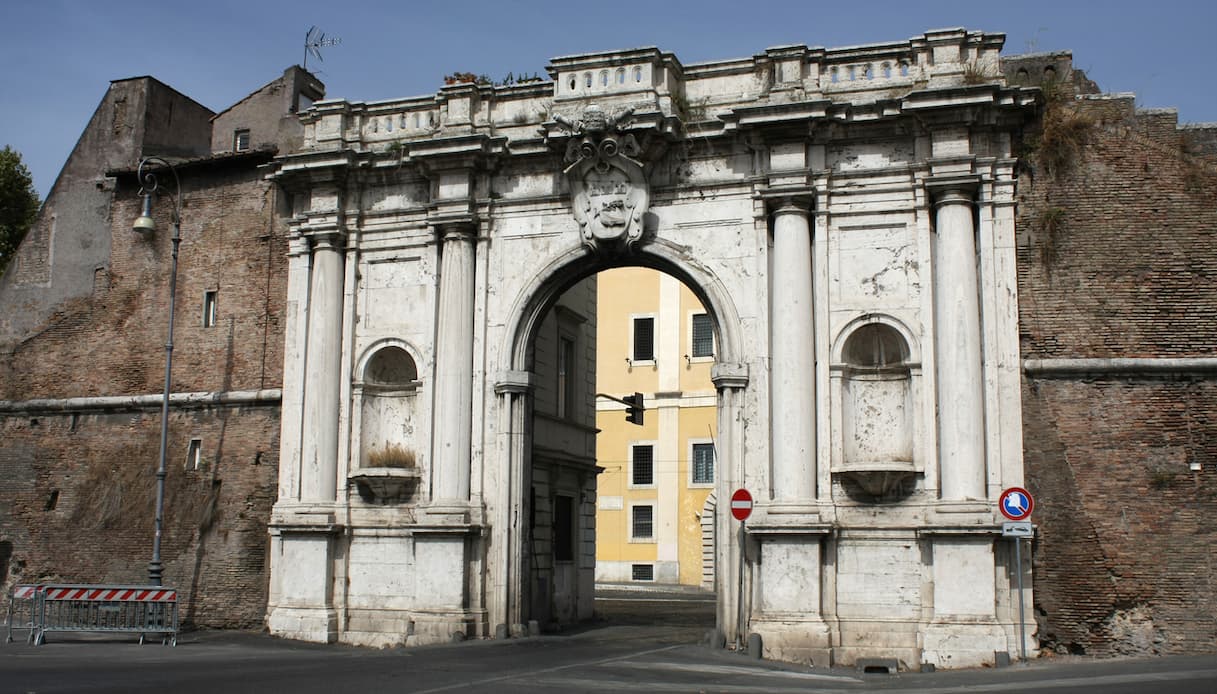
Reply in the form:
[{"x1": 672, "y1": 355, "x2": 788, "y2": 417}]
[
  {"x1": 351, "y1": 340, "x2": 424, "y2": 502},
  {"x1": 829, "y1": 315, "x2": 921, "y2": 497}
]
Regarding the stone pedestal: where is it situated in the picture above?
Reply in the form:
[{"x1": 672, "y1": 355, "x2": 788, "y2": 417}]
[
  {"x1": 265, "y1": 513, "x2": 340, "y2": 643},
  {"x1": 921, "y1": 535, "x2": 1006, "y2": 668},
  {"x1": 749, "y1": 532, "x2": 832, "y2": 666}
]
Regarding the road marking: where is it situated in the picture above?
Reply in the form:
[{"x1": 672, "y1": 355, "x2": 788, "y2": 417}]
[
  {"x1": 528, "y1": 676, "x2": 856, "y2": 692},
  {"x1": 897, "y1": 668, "x2": 1217, "y2": 693},
  {"x1": 409, "y1": 644, "x2": 684, "y2": 694},
  {"x1": 614, "y1": 660, "x2": 863, "y2": 683}
]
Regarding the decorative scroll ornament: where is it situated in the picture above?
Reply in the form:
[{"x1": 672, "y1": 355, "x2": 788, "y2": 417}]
[{"x1": 555, "y1": 104, "x2": 648, "y2": 251}]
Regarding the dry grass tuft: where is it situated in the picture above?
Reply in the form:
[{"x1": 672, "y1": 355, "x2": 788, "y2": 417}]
[{"x1": 366, "y1": 444, "x2": 416, "y2": 469}]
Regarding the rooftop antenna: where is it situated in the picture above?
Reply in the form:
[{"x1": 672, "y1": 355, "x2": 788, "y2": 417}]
[{"x1": 304, "y1": 26, "x2": 341, "y2": 71}]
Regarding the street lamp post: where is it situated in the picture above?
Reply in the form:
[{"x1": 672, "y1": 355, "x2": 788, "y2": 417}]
[{"x1": 133, "y1": 156, "x2": 182, "y2": 587}]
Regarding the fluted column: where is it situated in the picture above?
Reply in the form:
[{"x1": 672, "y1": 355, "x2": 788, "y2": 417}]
[
  {"x1": 431, "y1": 225, "x2": 477, "y2": 503},
  {"x1": 770, "y1": 199, "x2": 816, "y2": 501},
  {"x1": 300, "y1": 233, "x2": 344, "y2": 501},
  {"x1": 932, "y1": 186, "x2": 986, "y2": 499}
]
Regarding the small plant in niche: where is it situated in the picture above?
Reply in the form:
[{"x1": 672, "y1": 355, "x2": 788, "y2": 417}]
[{"x1": 367, "y1": 444, "x2": 416, "y2": 469}]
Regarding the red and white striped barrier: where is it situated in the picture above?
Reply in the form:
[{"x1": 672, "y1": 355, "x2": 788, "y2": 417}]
[
  {"x1": 11, "y1": 585, "x2": 37, "y2": 600},
  {"x1": 41, "y1": 586, "x2": 177, "y2": 603}
]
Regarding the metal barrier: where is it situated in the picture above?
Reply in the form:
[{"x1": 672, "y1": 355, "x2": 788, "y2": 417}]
[
  {"x1": 5, "y1": 585, "x2": 40, "y2": 644},
  {"x1": 33, "y1": 585, "x2": 178, "y2": 646}
]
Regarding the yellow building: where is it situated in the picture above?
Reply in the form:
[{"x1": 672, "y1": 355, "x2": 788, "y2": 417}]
[{"x1": 594, "y1": 267, "x2": 717, "y2": 588}]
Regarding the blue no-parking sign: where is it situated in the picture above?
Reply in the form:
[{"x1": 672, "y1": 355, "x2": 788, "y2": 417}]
[{"x1": 999, "y1": 487, "x2": 1034, "y2": 521}]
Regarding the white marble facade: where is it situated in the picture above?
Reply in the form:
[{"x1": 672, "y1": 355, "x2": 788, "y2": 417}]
[{"x1": 267, "y1": 29, "x2": 1038, "y2": 669}]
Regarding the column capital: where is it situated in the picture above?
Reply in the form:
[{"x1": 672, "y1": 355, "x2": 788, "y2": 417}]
[
  {"x1": 757, "y1": 187, "x2": 815, "y2": 215},
  {"x1": 433, "y1": 220, "x2": 478, "y2": 244},
  {"x1": 711, "y1": 362, "x2": 750, "y2": 391},
  {"x1": 494, "y1": 370, "x2": 535, "y2": 395},
  {"x1": 925, "y1": 175, "x2": 980, "y2": 208},
  {"x1": 305, "y1": 228, "x2": 346, "y2": 252}
]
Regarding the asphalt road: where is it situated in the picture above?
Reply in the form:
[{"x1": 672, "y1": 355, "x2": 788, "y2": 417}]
[{"x1": 3, "y1": 593, "x2": 1216, "y2": 693}]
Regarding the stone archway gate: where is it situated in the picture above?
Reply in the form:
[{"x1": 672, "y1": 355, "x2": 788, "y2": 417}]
[{"x1": 266, "y1": 31, "x2": 1038, "y2": 669}]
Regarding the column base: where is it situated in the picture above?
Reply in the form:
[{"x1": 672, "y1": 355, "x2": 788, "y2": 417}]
[
  {"x1": 749, "y1": 616, "x2": 833, "y2": 667},
  {"x1": 833, "y1": 619, "x2": 920, "y2": 670},
  {"x1": 266, "y1": 606, "x2": 338, "y2": 644},
  {"x1": 406, "y1": 609, "x2": 488, "y2": 645},
  {"x1": 921, "y1": 620, "x2": 1008, "y2": 669}
]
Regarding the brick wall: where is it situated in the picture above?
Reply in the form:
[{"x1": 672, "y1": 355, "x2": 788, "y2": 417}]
[
  {"x1": 0, "y1": 406, "x2": 279, "y2": 628},
  {"x1": 1017, "y1": 92, "x2": 1217, "y2": 655},
  {"x1": 0, "y1": 160, "x2": 288, "y2": 628}
]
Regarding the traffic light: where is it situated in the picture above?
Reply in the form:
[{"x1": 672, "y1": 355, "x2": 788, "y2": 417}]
[{"x1": 624, "y1": 392, "x2": 644, "y2": 426}]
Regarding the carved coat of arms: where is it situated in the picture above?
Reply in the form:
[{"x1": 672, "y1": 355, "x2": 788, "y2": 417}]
[{"x1": 555, "y1": 105, "x2": 648, "y2": 251}]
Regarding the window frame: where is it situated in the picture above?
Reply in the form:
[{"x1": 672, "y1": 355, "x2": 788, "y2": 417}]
[
  {"x1": 629, "y1": 314, "x2": 656, "y2": 364},
  {"x1": 185, "y1": 438, "x2": 203, "y2": 471},
  {"x1": 233, "y1": 129, "x2": 251, "y2": 152},
  {"x1": 688, "y1": 311, "x2": 714, "y2": 360},
  {"x1": 202, "y1": 290, "x2": 218, "y2": 328},
  {"x1": 689, "y1": 439, "x2": 715, "y2": 487},
  {"x1": 629, "y1": 442, "x2": 656, "y2": 488},
  {"x1": 629, "y1": 502, "x2": 655, "y2": 542}
]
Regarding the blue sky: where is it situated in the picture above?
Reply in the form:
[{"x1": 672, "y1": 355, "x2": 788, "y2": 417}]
[{"x1": 3, "y1": 0, "x2": 1215, "y2": 197}]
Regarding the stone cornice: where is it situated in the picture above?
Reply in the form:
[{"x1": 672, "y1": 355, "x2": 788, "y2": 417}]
[
  {"x1": 0, "y1": 389, "x2": 282, "y2": 415},
  {"x1": 269, "y1": 149, "x2": 356, "y2": 192}
]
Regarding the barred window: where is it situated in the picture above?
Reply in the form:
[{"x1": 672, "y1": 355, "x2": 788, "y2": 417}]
[
  {"x1": 631, "y1": 505, "x2": 654, "y2": 540},
  {"x1": 692, "y1": 443, "x2": 715, "y2": 485},
  {"x1": 691, "y1": 313, "x2": 713, "y2": 358},
  {"x1": 631, "y1": 445, "x2": 654, "y2": 486}
]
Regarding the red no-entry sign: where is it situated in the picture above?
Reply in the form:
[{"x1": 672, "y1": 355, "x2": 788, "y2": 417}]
[{"x1": 730, "y1": 488, "x2": 753, "y2": 522}]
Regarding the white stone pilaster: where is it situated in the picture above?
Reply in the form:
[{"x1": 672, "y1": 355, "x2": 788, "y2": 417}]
[
  {"x1": 301, "y1": 233, "x2": 344, "y2": 502},
  {"x1": 431, "y1": 226, "x2": 476, "y2": 504},
  {"x1": 932, "y1": 186, "x2": 986, "y2": 500},
  {"x1": 770, "y1": 199, "x2": 816, "y2": 501}
]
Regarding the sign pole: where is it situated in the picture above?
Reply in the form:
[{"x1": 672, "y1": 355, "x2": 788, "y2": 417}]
[
  {"x1": 736, "y1": 520, "x2": 745, "y2": 651},
  {"x1": 999, "y1": 486, "x2": 1034, "y2": 664},
  {"x1": 1015, "y1": 536, "x2": 1026, "y2": 662},
  {"x1": 728, "y1": 488, "x2": 754, "y2": 652}
]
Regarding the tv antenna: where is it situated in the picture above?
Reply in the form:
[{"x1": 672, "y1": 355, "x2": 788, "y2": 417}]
[{"x1": 303, "y1": 26, "x2": 341, "y2": 70}]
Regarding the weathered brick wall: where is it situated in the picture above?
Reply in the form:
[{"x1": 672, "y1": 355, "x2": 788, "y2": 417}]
[
  {"x1": 0, "y1": 407, "x2": 279, "y2": 628},
  {"x1": 0, "y1": 161, "x2": 285, "y2": 401},
  {"x1": 0, "y1": 160, "x2": 287, "y2": 628},
  {"x1": 1017, "y1": 92, "x2": 1217, "y2": 655}
]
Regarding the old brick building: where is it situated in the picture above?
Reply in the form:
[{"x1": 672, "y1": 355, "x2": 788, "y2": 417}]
[
  {"x1": 0, "y1": 67, "x2": 322, "y2": 627},
  {"x1": 1, "y1": 36, "x2": 1214, "y2": 662}
]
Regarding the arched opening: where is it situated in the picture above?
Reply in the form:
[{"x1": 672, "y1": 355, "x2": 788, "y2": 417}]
[{"x1": 499, "y1": 247, "x2": 744, "y2": 634}]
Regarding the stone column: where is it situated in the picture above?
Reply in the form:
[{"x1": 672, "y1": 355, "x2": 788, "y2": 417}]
[
  {"x1": 932, "y1": 185, "x2": 986, "y2": 499},
  {"x1": 770, "y1": 199, "x2": 816, "y2": 501},
  {"x1": 431, "y1": 225, "x2": 477, "y2": 504},
  {"x1": 300, "y1": 232, "x2": 344, "y2": 501}
]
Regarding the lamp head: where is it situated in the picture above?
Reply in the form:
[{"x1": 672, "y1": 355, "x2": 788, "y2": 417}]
[{"x1": 133, "y1": 193, "x2": 156, "y2": 234}]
